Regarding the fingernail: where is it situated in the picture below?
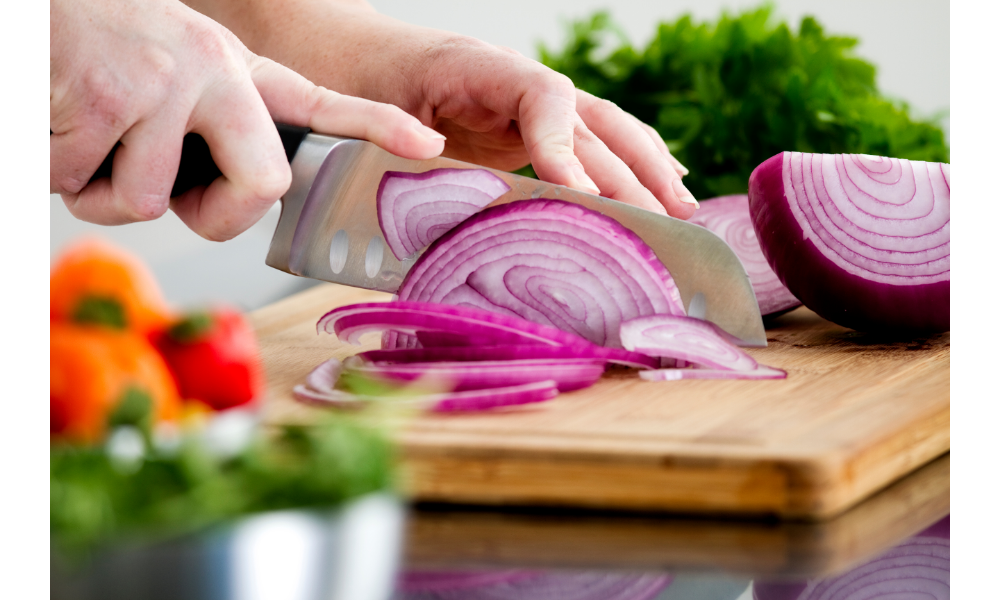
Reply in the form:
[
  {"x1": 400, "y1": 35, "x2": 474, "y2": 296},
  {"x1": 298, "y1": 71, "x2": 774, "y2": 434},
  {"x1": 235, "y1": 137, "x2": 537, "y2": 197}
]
[
  {"x1": 572, "y1": 164, "x2": 601, "y2": 196},
  {"x1": 672, "y1": 178, "x2": 699, "y2": 208},
  {"x1": 418, "y1": 126, "x2": 446, "y2": 141},
  {"x1": 675, "y1": 161, "x2": 690, "y2": 177}
]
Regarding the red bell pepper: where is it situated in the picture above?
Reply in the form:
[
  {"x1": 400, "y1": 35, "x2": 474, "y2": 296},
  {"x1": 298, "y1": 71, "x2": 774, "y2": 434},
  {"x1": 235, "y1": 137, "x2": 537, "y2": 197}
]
[{"x1": 155, "y1": 307, "x2": 264, "y2": 410}]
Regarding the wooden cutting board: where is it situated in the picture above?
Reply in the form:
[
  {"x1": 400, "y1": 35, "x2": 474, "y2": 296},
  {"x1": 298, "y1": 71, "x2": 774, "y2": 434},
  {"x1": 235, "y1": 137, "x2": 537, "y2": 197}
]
[{"x1": 250, "y1": 283, "x2": 950, "y2": 520}]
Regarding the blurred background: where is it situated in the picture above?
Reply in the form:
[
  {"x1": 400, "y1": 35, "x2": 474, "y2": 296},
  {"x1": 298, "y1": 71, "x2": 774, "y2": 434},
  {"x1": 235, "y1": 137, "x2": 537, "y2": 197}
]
[{"x1": 49, "y1": 0, "x2": 949, "y2": 311}]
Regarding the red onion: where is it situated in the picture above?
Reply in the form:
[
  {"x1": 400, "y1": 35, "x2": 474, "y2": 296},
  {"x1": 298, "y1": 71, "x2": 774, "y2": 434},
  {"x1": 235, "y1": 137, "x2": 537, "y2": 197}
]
[
  {"x1": 395, "y1": 199, "x2": 685, "y2": 349},
  {"x1": 360, "y1": 344, "x2": 615, "y2": 364},
  {"x1": 378, "y1": 168, "x2": 511, "y2": 260},
  {"x1": 639, "y1": 366, "x2": 786, "y2": 381},
  {"x1": 318, "y1": 301, "x2": 658, "y2": 369},
  {"x1": 621, "y1": 315, "x2": 786, "y2": 380},
  {"x1": 293, "y1": 358, "x2": 559, "y2": 412},
  {"x1": 748, "y1": 152, "x2": 950, "y2": 333},
  {"x1": 397, "y1": 569, "x2": 672, "y2": 599},
  {"x1": 344, "y1": 355, "x2": 606, "y2": 392},
  {"x1": 688, "y1": 195, "x2": 801, "y2": 317}
]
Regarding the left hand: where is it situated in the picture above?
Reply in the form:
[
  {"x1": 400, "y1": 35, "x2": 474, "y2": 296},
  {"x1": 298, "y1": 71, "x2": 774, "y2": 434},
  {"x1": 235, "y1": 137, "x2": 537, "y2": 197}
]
[{"x1": 183, "y1": 0, "x2": 698, "y2": 218}]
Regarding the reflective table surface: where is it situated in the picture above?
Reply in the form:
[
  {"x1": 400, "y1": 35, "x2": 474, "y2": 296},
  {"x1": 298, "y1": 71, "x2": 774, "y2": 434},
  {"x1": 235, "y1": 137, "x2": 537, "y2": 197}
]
[{"x1": 52, "y1": 454, "x2": 949, "y2": 600}]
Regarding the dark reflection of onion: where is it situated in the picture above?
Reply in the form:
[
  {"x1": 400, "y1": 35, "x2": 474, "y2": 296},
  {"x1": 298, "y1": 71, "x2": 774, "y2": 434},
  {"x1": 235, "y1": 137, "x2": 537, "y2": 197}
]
[
  {"x1": 395, "y1": 570, "x2": 672, "y2": 600},
  {"x1": 753, "y1": 516, "x2": 950, "y2": 600}
]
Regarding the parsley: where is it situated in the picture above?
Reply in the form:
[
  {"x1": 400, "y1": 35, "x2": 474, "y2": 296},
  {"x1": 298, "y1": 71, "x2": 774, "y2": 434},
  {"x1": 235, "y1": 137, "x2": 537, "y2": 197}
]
[
  {"x1": 535, "y1": 6, "x2": 949, "y2": 199},
  {"x1": 51, "y1": 416, "x2": 394, "y2": 554}
]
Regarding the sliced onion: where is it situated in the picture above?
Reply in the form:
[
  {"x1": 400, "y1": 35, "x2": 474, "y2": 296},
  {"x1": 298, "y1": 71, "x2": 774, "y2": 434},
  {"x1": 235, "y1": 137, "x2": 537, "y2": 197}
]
[
  {"x1": 395, "y1": 199, "x2": 685, "y2": 349},
  {"x1": 360, "y1": 344, "x2": 612, "y2": 364},
  {"x1": 397, "y1": 569, "x2": 672, "y2": 599},
  {"x1": 293, "y1": 358, "x2": 559, "y2": 412},
  {"x1": 688, "y1": 194, "x2": 801, "y2": 317},
  {"x1": 621, "y1": 315, "x2": 760, "y2": 371},
  {"x1": 345, "y1": 355, "x2": 606, "y2": 392},
  {"x1": 752, "y1": 535, "x2": 949, "y2": 600},
  {"x1": 748, "y1": 152, "x2": 950, "y2": 333},
  {"x1": 319, "y1": 301, "x2": 658, "y2": 369},
  {"x1": 377, "y1": 168, "x2": 511, "y2": 260},
  {"x1": 640, "y1": 366, "x2": 786, "y2": 381}
]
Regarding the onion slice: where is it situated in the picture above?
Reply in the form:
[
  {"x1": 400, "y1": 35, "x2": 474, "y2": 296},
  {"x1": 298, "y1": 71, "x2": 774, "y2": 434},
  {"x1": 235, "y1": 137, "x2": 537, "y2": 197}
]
[
  {"x1": 621, "y1": 315, "x2": 786, "y2": 379},
  {"x1": 293, "y1": 358, "x2": 560, "y2": 412},
  {"x1": 318, "y1": 301, "x2": 658, "y2": 369},
  {"x1": 640, "y1": 366, "x2": 786, "y2": 381},
  {"x1": 621, "y1": 315, "x2": 760, "y2": 371},
  {"x1": 345, "y1": 355, "x2": 606, "y2": 392},
  {"x1": 377, "y1": 168, "x2": 511, "y2": 260},
  {"x1": 688, "y1": 194, "x2": 801, "y2": 317},
  {"x1": 748, "y1": 152, "x2": 950, "y2": 333},
  {"x1": 395, "y1": 199, "x2": 685, "y2": 349}
]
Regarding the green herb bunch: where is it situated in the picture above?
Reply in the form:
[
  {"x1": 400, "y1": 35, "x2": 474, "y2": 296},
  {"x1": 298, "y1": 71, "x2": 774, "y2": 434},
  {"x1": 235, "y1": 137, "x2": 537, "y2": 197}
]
[
  {"x1": 537, "y1": 5, "x2": 949, "y2": 199},
  {"x1": 51, "y1": 415, "x2": 394, "y2": 554}
]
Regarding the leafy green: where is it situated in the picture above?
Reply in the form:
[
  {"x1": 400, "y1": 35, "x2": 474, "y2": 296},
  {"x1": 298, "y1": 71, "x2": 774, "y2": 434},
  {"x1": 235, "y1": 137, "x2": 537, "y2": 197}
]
[
  {"x1": 51, "y1": 416, "x2": 394, "y2": 554},
  {"x1": 536, "y1": 5, "x2": 949, "y2": 199}
]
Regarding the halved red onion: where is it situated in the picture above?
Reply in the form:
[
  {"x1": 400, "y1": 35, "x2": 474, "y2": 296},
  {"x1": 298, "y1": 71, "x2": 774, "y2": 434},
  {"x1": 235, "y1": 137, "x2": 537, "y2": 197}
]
[
  {"x1": 689, "y1": 194, "x2": 801, "y2": 317},
  {"x1": 752, "y1": 535, "x2": 949, "y2": 600},
  {"x1": 377, "y1": 168, "x2": 511, "y2": 260},
  {"x1": 293, "y1": 358, "x2": 560, "y2": 412},
  {"x1": 395, "y1": 199, "x2": 685, "y2": 349},
  {"x1": 318, "y1": 301, "x2": 658, "y2": 369},
  {"x1": 345, "y1": 355, "x2": 606, "y2": 392},
  {"x1": 748, "y1": 152, "x2": 950, "y2": 333}
]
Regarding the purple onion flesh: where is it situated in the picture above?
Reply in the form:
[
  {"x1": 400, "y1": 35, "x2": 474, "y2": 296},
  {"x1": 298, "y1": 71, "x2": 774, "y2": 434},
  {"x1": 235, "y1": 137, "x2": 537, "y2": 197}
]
[
  {"x1": 688, "y1": 194, "x2": 801, "y2": 317},
  {"x1": 377, "y1": 168, "x2": 511, "y2": 260},
  {"x1": 395, "y1": 199, "x2": 685, "y2": 349}
]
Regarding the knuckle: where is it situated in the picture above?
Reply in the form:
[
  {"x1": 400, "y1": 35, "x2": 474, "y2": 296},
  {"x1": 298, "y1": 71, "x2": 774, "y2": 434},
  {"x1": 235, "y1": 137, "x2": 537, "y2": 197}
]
[
  {"x1": 246, "y1": 162, "x2": 292, "y2": 201},
  {"x1": 123, "y1": 193, "x2": 170, "y2": 222}
]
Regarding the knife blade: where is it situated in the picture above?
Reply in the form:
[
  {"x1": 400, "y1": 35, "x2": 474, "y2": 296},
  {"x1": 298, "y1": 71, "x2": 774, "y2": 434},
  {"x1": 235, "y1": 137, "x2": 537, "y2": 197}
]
[{"x1": 91, "y1": 124, "x2": 766, "y2": 345}]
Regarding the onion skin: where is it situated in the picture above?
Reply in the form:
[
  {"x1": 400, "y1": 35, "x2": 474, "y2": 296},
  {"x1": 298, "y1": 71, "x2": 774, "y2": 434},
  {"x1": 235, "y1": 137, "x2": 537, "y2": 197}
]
[{"x1": 749, "y1": 152, "x2": 950, "y2": 333}]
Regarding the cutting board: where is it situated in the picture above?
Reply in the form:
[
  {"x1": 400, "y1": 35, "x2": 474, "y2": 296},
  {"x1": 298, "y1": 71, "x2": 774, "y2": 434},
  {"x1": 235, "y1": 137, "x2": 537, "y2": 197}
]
[{"x1": 250, "y1": 283, "x2": 950, "y2": 519}]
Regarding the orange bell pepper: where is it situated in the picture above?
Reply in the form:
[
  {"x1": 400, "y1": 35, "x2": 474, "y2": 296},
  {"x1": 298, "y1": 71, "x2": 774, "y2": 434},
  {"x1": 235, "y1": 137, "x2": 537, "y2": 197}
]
[
  {"x1": 50, "y1": 322, "x2": 182, "y2": 444},
  {"x1": 50, "y1": 237, "x2": 174, "y2": 335}
]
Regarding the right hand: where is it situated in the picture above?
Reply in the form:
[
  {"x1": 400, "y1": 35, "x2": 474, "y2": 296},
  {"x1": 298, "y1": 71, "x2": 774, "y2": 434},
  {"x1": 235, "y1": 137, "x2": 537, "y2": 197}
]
[{"x1": 50, "y1": 0, "x2": 446, "y2": 241}]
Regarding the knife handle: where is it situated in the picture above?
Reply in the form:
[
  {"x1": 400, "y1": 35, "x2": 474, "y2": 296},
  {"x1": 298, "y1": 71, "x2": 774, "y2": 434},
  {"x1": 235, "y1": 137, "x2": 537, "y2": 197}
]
[{"x1": 86, "y1": 123, "x2": 311, "y2": 197}]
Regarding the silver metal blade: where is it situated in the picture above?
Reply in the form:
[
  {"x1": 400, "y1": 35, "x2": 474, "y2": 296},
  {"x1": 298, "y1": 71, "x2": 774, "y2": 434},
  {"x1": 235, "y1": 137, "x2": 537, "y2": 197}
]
[{"x1": 266, "y1": 133, "x2": 766, "y2": 345}]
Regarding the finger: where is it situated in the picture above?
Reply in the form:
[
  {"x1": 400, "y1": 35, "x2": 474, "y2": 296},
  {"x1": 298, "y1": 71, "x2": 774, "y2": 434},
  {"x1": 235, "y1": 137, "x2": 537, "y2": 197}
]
[
  {"x1": 576, "y1": 92, "x2": 698, "y2": 218},
  {"x1": 172, "y1": 77, "x2": 293, "y2": 241},
  {"x1": 626, "y1": 113, "x2": 689, "y2": 177},
  {"x1": 58, "y1": 117, "x2": 184, "y2": 225},
  {"x1": 515, "y1": 74, "x2": 601, "y2": 196},
  {"x1": 571, "y1": 124, "x2": 668, "y2": 215},
  {"x1": 249, "y1": 56, "x2": 445, "y2": 160},
  {"x1": 50, "y1": 122, "x2": 129, "y2": 196}
]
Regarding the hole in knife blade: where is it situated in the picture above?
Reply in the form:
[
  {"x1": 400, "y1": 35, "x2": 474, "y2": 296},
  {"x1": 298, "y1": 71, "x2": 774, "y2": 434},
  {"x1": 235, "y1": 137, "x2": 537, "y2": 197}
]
[
  {"x1": 365, "y1": 236, "x2": 384, "y2": 279},
  {"x1": 330, "y1": 229, "x2": 349, "y2": 274}
]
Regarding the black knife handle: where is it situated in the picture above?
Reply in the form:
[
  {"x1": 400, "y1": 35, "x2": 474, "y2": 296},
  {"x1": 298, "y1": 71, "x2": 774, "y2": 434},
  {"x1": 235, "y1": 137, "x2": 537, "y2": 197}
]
[{"x1": 87, "y1": 123, "x2": 311, "y2": 197}]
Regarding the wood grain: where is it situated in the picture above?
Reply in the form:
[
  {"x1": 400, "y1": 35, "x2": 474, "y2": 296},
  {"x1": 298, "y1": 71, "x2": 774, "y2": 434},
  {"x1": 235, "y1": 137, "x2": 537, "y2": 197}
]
[{"x1": 250, "y1": 283, "x2": 950, "y2": 519}]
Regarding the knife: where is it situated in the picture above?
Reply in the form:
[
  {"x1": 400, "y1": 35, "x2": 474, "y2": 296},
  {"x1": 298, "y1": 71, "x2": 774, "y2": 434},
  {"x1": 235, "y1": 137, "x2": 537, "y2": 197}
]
[{"x1": 91, "y1": 124, "x2": 766, "y2": 346}]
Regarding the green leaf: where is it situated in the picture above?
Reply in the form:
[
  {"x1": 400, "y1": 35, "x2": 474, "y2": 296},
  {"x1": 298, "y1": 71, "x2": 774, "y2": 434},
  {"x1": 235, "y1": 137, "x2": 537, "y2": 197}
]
[{"x1": 538, "y1": 4, "x2": 949, "y2": 200}]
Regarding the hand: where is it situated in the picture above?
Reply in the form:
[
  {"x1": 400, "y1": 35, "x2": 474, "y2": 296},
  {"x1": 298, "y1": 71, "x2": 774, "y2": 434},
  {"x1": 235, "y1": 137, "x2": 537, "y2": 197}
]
[
  {"x1": 190, "y1": 0, "x2": 697, "y2": 218},
  {"x1": 51, "y1": 0, "x2": 445, "y2": 241}
]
